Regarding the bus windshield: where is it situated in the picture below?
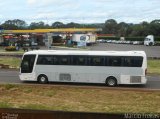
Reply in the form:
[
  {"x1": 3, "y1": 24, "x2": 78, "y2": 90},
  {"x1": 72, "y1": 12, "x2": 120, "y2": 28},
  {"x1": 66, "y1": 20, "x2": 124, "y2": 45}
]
[{"x1": 21, "y1": 55, "x2": 36, "y2": 73}]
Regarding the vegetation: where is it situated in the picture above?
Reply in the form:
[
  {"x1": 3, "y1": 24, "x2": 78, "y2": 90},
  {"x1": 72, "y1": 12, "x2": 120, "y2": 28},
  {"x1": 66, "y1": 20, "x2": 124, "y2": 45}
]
[
  {"x1": 5, "y1": 46, "x2": 16, "y2": 51},
  {"x1": 1, "y1": 19, "x2": 160, "y2": 38},
  {"x1": 0, "y1": 84, "x2": 160, "y2": 113},
  {"x1": 0, "y1": 57, "x2": 21, "y2": 69},
  {"x1": 148, "y1": 60, "x2": 160, "y2": 75}
]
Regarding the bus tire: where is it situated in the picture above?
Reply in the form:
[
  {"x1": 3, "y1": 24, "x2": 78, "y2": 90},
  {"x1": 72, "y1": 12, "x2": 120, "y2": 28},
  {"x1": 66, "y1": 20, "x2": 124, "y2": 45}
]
[
  {"x1": 38, "y1": 74, "x2": 48, "y2": 84},
  {"x1": 106, "y1": 77, "x2": 117, "y2": 87}
]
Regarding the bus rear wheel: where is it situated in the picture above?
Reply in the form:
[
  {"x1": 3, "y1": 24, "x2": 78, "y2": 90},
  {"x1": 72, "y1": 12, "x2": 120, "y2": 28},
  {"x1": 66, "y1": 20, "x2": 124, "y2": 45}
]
[
  {"x1": 38, "y1": 74, "x2": 48, "y2": 84},
  {"x1": 106, "y1": 77, "x2": 117, "y2": 87}
]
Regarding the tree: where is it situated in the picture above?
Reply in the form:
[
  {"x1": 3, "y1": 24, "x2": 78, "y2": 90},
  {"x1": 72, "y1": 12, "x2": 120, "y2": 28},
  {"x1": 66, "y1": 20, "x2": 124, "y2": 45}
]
[
  {"x1": 103, "y1": 19, "x2": 118, "y2": 34},
  {"x1": 65, "y1": 22, "x2": 81, "y2": 28},
  {"x1": 150, "y1": 19, "x2": 160, "y2": 24},
  {"x1": 52, "y1": 22, "x2": 64, "y2": 28},
  {"x1": 149, "y1": 20, "x2": 160, "y2": 36},
  {"x1": 29, "y1": 21, "x2": 50, "y2": 29},
  {"x1": 117, "y1": 22, "x2": 129, "y2": 36},
  {"x1": 1, "y1": 19, "x2": 27, "y2": 29}
]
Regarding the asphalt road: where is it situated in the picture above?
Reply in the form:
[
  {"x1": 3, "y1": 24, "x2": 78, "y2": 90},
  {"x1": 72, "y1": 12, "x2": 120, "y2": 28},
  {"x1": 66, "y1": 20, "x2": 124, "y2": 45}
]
[
  {"x1": 51, "y1": 43, "x2": 160, "y2": 58},
  {"x1": 89, "y1": 43, "x2": 160, "y2": 58},
  {"x1": 0, "y1": 69, "x2": 160, "y2": 90}
]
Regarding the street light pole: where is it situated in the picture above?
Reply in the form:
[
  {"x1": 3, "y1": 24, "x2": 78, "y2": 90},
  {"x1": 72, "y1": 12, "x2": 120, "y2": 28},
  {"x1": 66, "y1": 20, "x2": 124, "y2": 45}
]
[{"x1": 47, "y1": 33, "x2": 52, "y2": 50}]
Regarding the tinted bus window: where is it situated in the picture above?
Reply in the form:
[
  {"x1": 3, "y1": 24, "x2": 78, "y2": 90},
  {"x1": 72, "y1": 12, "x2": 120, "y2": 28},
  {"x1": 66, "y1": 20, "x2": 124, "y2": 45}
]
[
  {"x1": 36, "y1": 55, "x2": 143, "y2": 67},
  {"x1": 106, "y1": 56, "x2": 122, "y2": 66},
  {"x1": 90, "y1": 56, "x2": 105, "y2": 66},
  {"x1": 37, "y1": 55, "x2": 53, "y2": 65},
  {"x1": 123, "y1": 56, "x2": 143, "y2": 67},
  {"x1": 72, "y1": 56, "x2": 87, "y2": 65},
  {"x1": 131, "y1": 57, "x2": 143, "y2": 67},
  {"x1": 54, "y1": 56, "x2": 70, "y2": 65},
  {"x1": 123, "y1": 57, "x2": 132, "y2": 67},
  {"x1": 21, "y1": 55, "x2": 36, "y2": 73}
]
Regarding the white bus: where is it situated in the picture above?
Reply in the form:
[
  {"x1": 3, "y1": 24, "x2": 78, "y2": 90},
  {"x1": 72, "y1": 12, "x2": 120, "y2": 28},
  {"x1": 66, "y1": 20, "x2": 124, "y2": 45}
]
[{"x1": 19, "y1": 50, "x2": 147, "y2": 86}]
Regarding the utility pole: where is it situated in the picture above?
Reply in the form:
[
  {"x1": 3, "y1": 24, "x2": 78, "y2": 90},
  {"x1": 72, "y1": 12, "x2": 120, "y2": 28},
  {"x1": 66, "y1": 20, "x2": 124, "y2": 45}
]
[{"x1": 47, "y1": 33, "x2": 52, "y2": 50}]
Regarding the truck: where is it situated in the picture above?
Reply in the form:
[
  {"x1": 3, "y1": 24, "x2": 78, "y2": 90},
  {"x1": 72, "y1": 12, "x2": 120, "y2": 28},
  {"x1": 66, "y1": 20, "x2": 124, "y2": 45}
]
[{"x1": 144, "y1": 35, "x2": 154, "y2": 46}]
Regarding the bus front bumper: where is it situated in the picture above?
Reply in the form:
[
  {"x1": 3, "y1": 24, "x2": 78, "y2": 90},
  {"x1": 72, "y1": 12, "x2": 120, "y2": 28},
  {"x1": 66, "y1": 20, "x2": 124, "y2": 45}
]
[{"x1": 19, "y1": 73, "x2": 37, "y2": 81}]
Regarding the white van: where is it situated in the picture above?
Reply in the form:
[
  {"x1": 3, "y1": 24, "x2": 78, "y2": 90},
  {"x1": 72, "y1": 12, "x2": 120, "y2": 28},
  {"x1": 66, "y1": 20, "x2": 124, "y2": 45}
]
[{"x1": 144, "y1": 35, "x2": 154, "y2": 46}]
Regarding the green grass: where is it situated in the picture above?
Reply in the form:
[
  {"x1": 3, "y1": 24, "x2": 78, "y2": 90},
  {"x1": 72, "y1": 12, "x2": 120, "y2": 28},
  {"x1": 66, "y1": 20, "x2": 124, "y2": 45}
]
[
  {"x1": 0, "y1": 102, "x2": 13, "y2": 108},
  {"x1": 4, "y1": 84, "x2": 17, "y2": 90},
  {"x1": 0, "y1": 84, "x2": 160, "y2": 113},
  {"x1": 0, "y1": 57, "x2": 21, "y2": 68},
  {"x1": 148, "y1": 60, "x2": 160, "y2": 75}
]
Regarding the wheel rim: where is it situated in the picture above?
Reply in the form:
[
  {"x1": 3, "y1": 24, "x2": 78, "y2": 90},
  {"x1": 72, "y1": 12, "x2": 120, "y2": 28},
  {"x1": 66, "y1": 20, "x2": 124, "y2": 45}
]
[
  {"x1": 40, "y1": 76, "x2": 46, "y2": 82},
  {"x1": 108, "y1": 79, "x2": 115, "y2": 86}
]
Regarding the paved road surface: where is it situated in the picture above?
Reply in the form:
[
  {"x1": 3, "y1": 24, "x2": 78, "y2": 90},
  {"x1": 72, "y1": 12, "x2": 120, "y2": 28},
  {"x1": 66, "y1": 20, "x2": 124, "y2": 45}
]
[
  {"x1": 0, "y1": 69, "x2": 160, "y2": 90},
  {"x1": 90, "y1": 43, "x2": 160, "y2": 58},
  {"x1": 1, "y1": 43, "x2": 160, "y2": 58}
]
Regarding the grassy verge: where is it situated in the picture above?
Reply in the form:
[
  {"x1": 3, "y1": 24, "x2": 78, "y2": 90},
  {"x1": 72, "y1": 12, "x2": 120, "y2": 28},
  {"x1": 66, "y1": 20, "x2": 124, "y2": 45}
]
[
  {"x1": 0, "y1": 84, "x2": 160, "y2": 113},
  {"x1": 0, "y1": 57, "x2": 21, "y2": 69},
  {"x1": 147, "y1": 60, "x2": 160, "y2": 75}
]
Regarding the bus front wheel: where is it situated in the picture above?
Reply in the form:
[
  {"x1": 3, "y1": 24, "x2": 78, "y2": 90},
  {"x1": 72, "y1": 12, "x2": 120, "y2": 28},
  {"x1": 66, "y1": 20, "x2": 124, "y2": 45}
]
[
  {"x1": 106, "y1": 77, "x2": 117, "y2": 87},
  {"x1": 38, "y1": 74, "x2": 48, "y2": 84}
]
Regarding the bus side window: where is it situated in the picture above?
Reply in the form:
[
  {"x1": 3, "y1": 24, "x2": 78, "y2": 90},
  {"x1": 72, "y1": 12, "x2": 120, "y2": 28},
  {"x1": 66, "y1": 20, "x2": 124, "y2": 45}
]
[
  {"x1": 61, "y1": 56, "x2": 70, "y2": 65},
  {"x1": 53, "y1": 56, "x2": 59, "y2": 65},
  {"x1": 131, "y1": 57, "x2": 143, "y2": 67},
  {"x1": 40, "y1": 58, "x2": 48, "y2": 64},
  {"x1": 78, "y1": 56, "x2": 87, "y2": 65},
  {"x1": 123, "y1": 57, "x2": 131, "y2": 67},
  {"x1": 123, "y1": 57, "x2": 143, "y2": 67},
  {"x1": 107, "y1": 57, "x2": 122, "y2": 66},
  {"x1": 90, "y1": 57, "x2": 105, "y2": 66},
  {"x1": 37, "y1": 55, "x2": 53, "y2": 65},
  {"x1": 54, "y1": 56, "x2": 70, "y2": 65},
  {"x1": 71, "y1": 56, "x2": 78, "y2": 65}
]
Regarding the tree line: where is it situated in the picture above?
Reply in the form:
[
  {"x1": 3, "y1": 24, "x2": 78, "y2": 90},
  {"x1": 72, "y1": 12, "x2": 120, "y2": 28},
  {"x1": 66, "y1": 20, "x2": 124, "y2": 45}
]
[{"x1": 0, "y1": 19, "x2": 160, "y2": 37}]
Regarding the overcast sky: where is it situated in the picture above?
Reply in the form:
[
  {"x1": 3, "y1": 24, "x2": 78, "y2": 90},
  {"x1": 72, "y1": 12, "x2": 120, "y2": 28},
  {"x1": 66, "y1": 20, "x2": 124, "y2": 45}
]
[{"x1": 0, "y1": 0, "x2": 160, "y2": 24}]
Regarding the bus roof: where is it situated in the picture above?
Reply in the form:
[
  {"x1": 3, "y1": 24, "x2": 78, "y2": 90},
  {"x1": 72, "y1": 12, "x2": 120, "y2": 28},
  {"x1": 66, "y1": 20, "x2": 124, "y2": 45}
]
[{"x1": 23, "y1": 50, "x2": 146, "y2": 57}]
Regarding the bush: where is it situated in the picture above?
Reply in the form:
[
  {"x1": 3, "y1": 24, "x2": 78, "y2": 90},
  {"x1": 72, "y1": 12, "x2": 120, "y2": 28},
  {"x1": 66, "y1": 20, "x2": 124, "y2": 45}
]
[
  {"x1": 97, "y1": 36, "x2": 120, "y2": 40},
  {"x1": 5, "y1": 46, "x2": 16, "y2": 51},
  {"x1": 155, "y1": 37, "x2": 160, "y2": 41},
  {"x1": 125, "y1": 37, "x2": 145, "y2": 41}
]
